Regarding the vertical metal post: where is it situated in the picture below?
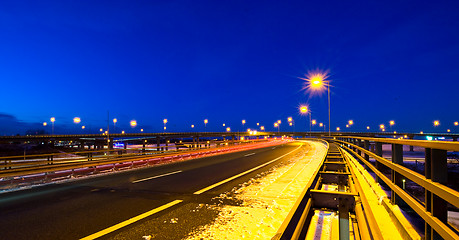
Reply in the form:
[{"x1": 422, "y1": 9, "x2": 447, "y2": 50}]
[
  {"x1": 364, "y1": 140, "x2": 370, "y2": 162},
  {"x1": 430, "y1": 149, "x2": 448, "y2": 240},
  {"x1": 425, "y1": 148, "x2": 432, "y2": 240},
  {"x1": 391, "y1": 144, "x2": 404, "y2": 205},
  {"x1": 156, "y1": 138, "x2": 160, "y2": 151},
  {"x1": 409, "y1": 136, "x2": 414, "y2": 151},
  {"x1": 339, "y1": 198, "x2": 350, "y2": 240}
]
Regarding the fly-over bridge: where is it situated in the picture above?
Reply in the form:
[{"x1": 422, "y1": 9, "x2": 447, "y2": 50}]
[{"x1": 274, "y1": 138, "x2": 459, "y2": 240}]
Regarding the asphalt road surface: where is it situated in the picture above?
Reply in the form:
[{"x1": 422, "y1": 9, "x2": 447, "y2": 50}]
[{"x1": 0, "y1": 141, "x2": 308, "y2": 240}]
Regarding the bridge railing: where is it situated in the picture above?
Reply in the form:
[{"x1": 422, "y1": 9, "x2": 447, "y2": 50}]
[
  {"x1": 333, "y1": 136, "x2": 459, "y2": 240},
  {"x1": 0, "y1": 139, "x2": 270, "y2": 179}
]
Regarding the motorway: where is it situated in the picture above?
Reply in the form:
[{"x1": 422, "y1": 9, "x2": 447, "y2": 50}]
[{"x1": 0, "y1": 141, "x2": 309, "y2": 239}]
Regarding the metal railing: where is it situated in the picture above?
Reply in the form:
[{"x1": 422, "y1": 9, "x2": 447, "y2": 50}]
[
  {"x1": 333, "y1": 136, "x2": 459, "y2": 240},
  {"x1": 0, "y1": 139, "x2": 273, "y2": 180}
]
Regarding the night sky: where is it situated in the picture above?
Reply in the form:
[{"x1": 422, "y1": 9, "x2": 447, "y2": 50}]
[{"x1": 1, "y1": 0, "x2": 458, "y2": 135}]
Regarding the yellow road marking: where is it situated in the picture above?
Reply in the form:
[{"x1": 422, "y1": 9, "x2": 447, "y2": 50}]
[
  {"x1": 193, "y1": 143, "x2": 303, "y2": 195},
  {"x1": 80, "y1": 200, "x2": 183, "y2": 240}
]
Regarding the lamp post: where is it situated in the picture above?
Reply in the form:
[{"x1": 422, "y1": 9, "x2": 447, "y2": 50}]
[
  {"x1": 204, "y1": 119, "x2": 208, "y2": 131},
  {"x1": 113, "y1": 118, "x2": 117, "y2": 133},
  {"x1": 163, "y1": 119, "x2": 168, "y2": 132},
  {"x1": 301, "y1": 70, "x2": 331, "y2": 136},
  {"x1": 50, "y1": 117, "x2": 55, "y2": 135},
  {"x1": 299, "y1": 105, "x2": 311, "y2": 136}
]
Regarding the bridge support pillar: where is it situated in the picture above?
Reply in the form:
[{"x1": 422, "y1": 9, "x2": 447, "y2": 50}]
[
  {"x1": 156, "y1": 137, "x2": 161, "y2": 151},
  {"x1": 165, "y1": 139, "x2": 169, "y2": 151},
  {"x1": 109, "y1": 138, "x2": 113, "y2": 150},
  {"x1": 391, "y1": 144, "x2": 405, "y2": 207},
  {"x1": 425, "y1": 148, "x2": 448, "y2": 240}
]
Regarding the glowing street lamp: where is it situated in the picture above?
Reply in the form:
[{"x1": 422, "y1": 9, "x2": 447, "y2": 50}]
[
  {"x1": 300, "y1": 69, "x2": 331, "y2": 136},
  {"x1": 100, "y1": 128, "x2": 103, "y2": 132},
  {"x1": 113, "y1": 118, "x2": 117, "y2": 132},
  {"x1": 455, "y1": 121, "x2": 458, "y2": 126},
  {"x1": 73, "y1": 117, "x2": 81, "y2": 124},
  {"x1": 130, "y1": 120, "x2": 137, "y2": 128},
  {"x1": 242, "y1": 119, "x2": 246, "y2": 128},
  {"x1": 288, "y1": 117, "x2": 293, "y2": 123},
  {"x1": 256, "y1": 123, "x2": 260, "y2": 126},
  {"x1": 299, "y1": 105, "x2": 312, "y2": 135},
  {"x1": 434, "y1": 120, "x2": 440, "y2": 127},
  {"x1": 191, "y1": 124, "x2": 194, "y2": 129},
  {"x1": 204, "y1": 119, "x2": 208, "y2": 131},
  {"x1": 274, "y1": 122, "x2": 279, "y2": 133},
  {"x1": 50, "y1": 117, "x2": 55, "y2": 135},
  {"x1": 82, "y1": 126, "x2": 85, "y2": 129},
  {"x1": 260, "y1": 126, "x2": 265, "y2": 131},
  {"x1": 43, "y1": 122, "x2": 47, "y2": 126},
  {"x1": 336, "y1": 127, "x2": 340, "y2": 131},
  {"x1": 226, "y1": 127, "x2": 231, "y2": 132},
  {"x1": 223, "y1": 123, "x2": 225, "y2": 127},
  {"x1": 348, "y1": 120, "x2": 353, "y2": 126},
  {"x1": 366, "y1": 126, "x2": 370, "y2": 130},
  {"x1": 163, "y1": 119, "x2": 167, "y2": 132}
]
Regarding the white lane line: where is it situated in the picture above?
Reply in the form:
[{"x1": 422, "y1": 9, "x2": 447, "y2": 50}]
[
  {"x1": 80, "y1": 200, "x2": 183, "y2": 240},
  {"x1": 132, "y1": 170, "x2": 182, "y2": 184},
  {"x1": 193, "y1": 144, "x2": 303, "y2": 195},
  {"x1": 244, "y1": 153, "x2": 256, "y2": 157},
  {"x1": 272, "y1": 147, "x2": 276, "y2": 149}
]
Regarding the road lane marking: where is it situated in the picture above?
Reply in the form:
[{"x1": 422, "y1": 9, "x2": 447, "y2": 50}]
[
  {"x1": 132, "y1": 170, "x2": 182, "y2": 183},
  {"x1": 193, "y1": 144, "x2": 302, "y2": 195},
  {"x1": 244, "y1": 153, "x2": 256, "y2": 157},
  {"x1": 80, "y1": 200, "x2": 183, "y2": 240}
]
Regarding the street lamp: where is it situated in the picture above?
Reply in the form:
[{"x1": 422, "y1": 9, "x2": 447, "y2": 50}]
[
  {"x1": 130, "y1": 120, "x2": 137, "y2": 128},
  {"x1": 226, "y1": 127, "x2": 231, "y2": 132},
  {"x1": 50, "y1": 117, "x2": 55, "y2": 135},
  {"x1": 113, "y1": 118, "x2": 117, "y2": 133},
  {"x1": 390, "y1": 120, "x2": 395, "y2": 131},
  {"x1": 204, "y1": 119, "x2": 208, "y2": 131},
  {"x1": 163, "y1": 119, "x2": 168, "y2": 132},
  {"x1": 242, "y1": 119, "x2": 246, "y2": 128},
  {"x1": 73, "y1": 117, "x2": 81, "y2": 124},
  {"x1": 260, "y1": 126, "x2": 265, "y2": 131},
  {"x1": 299, "y1": 105, "x2": 311, "y2": 135},
  {"x1": 274, "y1": 122, "x2": 279, "y2": 133},
  {"x1": 43, "y1": 122, "x2": 47, "y2": 126},
  {"x1": 301, "y1": 69, "x2": 331, "y2": 136}
]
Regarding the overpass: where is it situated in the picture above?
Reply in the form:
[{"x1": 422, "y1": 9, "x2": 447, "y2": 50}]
[{"x1": 0, "y1": 133, "x2": 458, "y2": 239}]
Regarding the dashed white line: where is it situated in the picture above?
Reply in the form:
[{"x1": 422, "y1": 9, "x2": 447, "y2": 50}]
[
  {"x1": 132, "y1": 170, "x2": 182, "y2": 183},
  {"x1": 244, "y1": 153, "x2": 256, "y2": 157}
]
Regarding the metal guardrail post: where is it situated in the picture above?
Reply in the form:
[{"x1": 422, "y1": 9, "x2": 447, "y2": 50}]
[
  {"x1": 391, "y1": 143, "x2": 404, "y2": 206},
  {"x1": 375, "y1": 142, "x2": 383, "y2": 184},
  {"x1": 364, "y1": 140, "x2": 370, "y2": 161},
  {"x1": 430, "y1": 149, "x2": 448, "y2": 240},
  {"x1": 425, "y1": 148, "x2": 432, "y2": 240}
]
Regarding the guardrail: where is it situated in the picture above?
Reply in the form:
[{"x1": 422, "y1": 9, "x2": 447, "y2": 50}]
[
  {"x1": 0, "y1": 139, "x2": 280, "y2": 188},
  {"x1": 272, "y1": 139, "x2": 329, "y2": 239},
  {"x1": 333, "y1": 136, "x2": 459, "y2": 240}
]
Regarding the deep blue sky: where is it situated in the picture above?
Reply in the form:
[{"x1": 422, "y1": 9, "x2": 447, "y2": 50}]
[{"x1": 1, "y1": 0, "x2": 458, "y2": 135}]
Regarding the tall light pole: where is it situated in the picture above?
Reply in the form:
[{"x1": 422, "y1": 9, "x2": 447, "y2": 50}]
[
  {"x1": 299, "y1": 105, "x2": 311, "y2": 136},
  {"x1": 163, "y1": 119, "x2": 168, "y2": 132},
  {"x1": 50, "y1": 117, "x2": 55, "y2": 135},
  {"x1": 204, "y1": 119, "x2": 208, "y2": 131},
  {"x1": 301, "y1": 69, "x2": 331, "y2": 136},
  {"x1": 113, "y1": 118, "x2": 117, "y2": 133}
]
